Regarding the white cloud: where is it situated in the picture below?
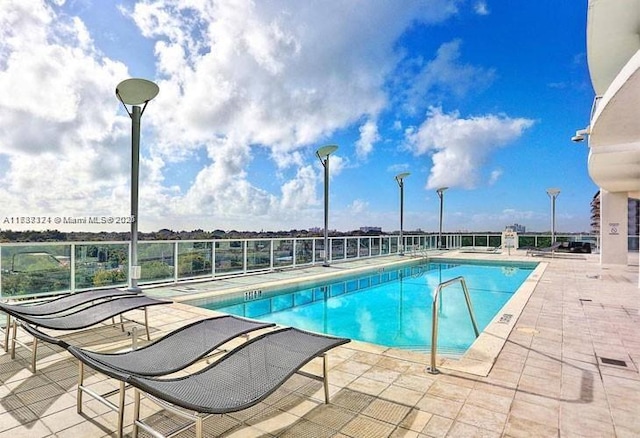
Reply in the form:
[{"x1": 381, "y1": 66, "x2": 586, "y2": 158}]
[
  {"x1": 405, "y1": 107, "x2": 534, "y2": 190},
  {"x1": 488, "y1": 169, "x2": 503, "y2": 185},
  {"x1": 0, "y1": 1, "x2": 131, "y2": 221},
  {"x1": 4, "y1": 0, "x2": 529, "y2": 233},
  {"x1": 280, "y1": 164, "x2": 319, "y2": 210},
  {"x1": 400, "y1": 39, "x2": 495, "y2": 113},
  {"x1": 355, "y1": 119, "x2": 380, "y2": 159},
  {"x1": 474, "y1": 1, "x2": 490, "y2": 16},
  {"x1": 349, "y1": 199, "x2": 369, "y2": 215},
  {"x1": 117, "y1": 0, "x2": 462, "y2": 230}
]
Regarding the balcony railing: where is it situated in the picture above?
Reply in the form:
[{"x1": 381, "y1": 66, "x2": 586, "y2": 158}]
[{"x1": 0, "y1": 233, "x2": 600, "y2": 299}]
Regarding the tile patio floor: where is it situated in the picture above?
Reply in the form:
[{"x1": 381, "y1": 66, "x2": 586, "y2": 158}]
[{"x1": 1, "y1": 250, "x2": 639, "y2": 437}]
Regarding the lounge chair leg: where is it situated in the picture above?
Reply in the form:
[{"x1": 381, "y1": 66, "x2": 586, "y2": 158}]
[
  {"x1": 10, "y1": 321, "x2": 17, "y2": 359},
  {"x1": 323, "y1": 354, "x2": 329, "y2": 403},
  {"x1": 2, "y1": 313, "x2": 10, "y2": 352},
  {"x1": 195, "y1": 415, "x2": 204, "y2": 438},
  {"x1": 117, "y1": 381, "x2": 126, "y2": 438},
  {"x1": 119, "y1": 315, "x2": 125, "y2": 332},
  {"x1": 77, "y1": 361, "x2": 84, "y2": 413},
  {"x1": 31, "y1": 336, "x2": 38, "y2": 373},
  {"x1": 144, "y1": 307, "x2": 150, "y2": 341},
  {"x1": 132, "y1": 389, "x2": 141, "y2": 438}
]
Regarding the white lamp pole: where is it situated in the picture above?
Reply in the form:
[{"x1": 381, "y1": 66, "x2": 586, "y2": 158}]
[
  {"x1": 316, "y1": 145, "x2": 338, "y2": 267},
  {"x1": 395, "y1": 172, "x2": 410, "y2": 255},
  {"x1": 546, "y1": 188, "x2": 561, "y2": 244},
  {"x1": 116, "y1": 78, "x2": 159, "y2": 291},
  {"x1": 436, "y1": 187, "x2": 448, "y2": 249}
]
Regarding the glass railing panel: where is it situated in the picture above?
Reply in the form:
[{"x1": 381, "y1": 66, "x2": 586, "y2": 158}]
[
  {"x1": 359, "y1": 238, "x2": 370, "y2": 257},
  {"x1": 331, "y1": 239, "x2": 345, "y2": 261},
  {"x1": 475, "y1": 235, "x2": 488, "y2": 247},
  {"x1": 346, "y1": 238, "x2": 358, "y2": 259},
  {"x1": 314, "y1": 239, "x2": 325, "y2": 263},
  {"x1": 295, "y1": 239, "x2": 314, "y2": 265},
  {"x1": 215, "y1": 240, "x2": 244, "y2": 274},
  {"x1": 1, "y1": 244, "x2": 72, "y2": 298},
  {"x1": 381, "y1": 237, "x2": 390, "y2": 255},
  {"x1": 489, "y1": 235, "x2": 502, "y2": 248},
  {"x1": 178, "y1": 241, "x2": 213, "y2": 279},
  {"x1": 247, "y1": 240, "x2": 271, "y2": 271},
  {"x1": 371, "y1": 237, "x2": 381, "y2": 256},
  {"x1": 137, "y1": 242, "x2": 175, "y2": 283},
  {"x1": 390, "y1": 236, "x2": 398, "y2": 253},
  {"x1": 273, "y1": 239, "x2": 294, "y2": 268},
  {"x1": 75, "y1": 243, "x2": 128, "y2": 289},
  {"x1": 518, "y1": 236, "x2": 535, "y2": 249}
]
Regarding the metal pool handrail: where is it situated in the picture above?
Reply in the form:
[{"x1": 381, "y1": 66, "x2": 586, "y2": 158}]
[{"x1": 427, "y1": 276, "x2": 479, "y2": 374}]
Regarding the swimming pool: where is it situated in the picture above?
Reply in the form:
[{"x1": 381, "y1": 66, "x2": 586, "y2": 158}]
[{"x1": 191, "y1": 259, "x2": 537, "y2": 355}]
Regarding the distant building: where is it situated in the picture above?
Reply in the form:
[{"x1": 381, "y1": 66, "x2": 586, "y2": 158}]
[
  {"x1": 505, "y1": 223, "x2": 526, "y2": 233},
  {"x1": 360, "y1": 226, "x2": 382, "y2": 233}
]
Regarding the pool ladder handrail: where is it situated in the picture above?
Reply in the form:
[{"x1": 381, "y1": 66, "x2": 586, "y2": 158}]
[{"x1": 427, "y1": 276, "x2": 480, "y2": 375}]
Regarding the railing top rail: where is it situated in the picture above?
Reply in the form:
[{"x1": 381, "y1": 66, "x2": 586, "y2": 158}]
[{"x1": 433, "y1": 275, "x2": 466, "y2": 292}]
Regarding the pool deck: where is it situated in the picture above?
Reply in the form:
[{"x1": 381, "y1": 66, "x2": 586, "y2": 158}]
[{"x1": 1, "y1": 250, "x2": 639, "y2": 437}]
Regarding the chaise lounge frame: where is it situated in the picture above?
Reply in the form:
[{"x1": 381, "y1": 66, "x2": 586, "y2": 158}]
[
  {"x1": 7, "y1": 295, "x2": 169, "y2": 372},
  {"x1": 1, "y1": 288, "x2": 138, "y2": 352},
  {"x1": 67, "y1": 315, "x2": 275, "y2": 438},
  {"x1": 128, "y1": 327, "x2": 349, "y2": 438}
]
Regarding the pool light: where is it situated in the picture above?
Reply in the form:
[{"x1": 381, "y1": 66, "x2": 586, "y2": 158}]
[
  {"x1": 436, "y1": 187, "x2": 448, "y2": 249},
  {"x1": 395, "y1": 172, "x2": 410, "y2": 255},
  {"x1": 116, "y1": 78, "x2": 159, "y2": 291},
  {"x1": 316, "y1": 144, "x2": 338, "y2": 267}
]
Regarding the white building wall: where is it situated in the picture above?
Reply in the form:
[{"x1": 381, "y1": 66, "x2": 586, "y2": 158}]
[{"x1": 599, "y1": 190, "x2": 629, "y2": 265}]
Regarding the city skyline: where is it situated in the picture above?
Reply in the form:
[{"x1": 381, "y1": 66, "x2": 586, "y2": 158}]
[{"x1": 0, "y1": 1, "x2": 596, "y2": 234}]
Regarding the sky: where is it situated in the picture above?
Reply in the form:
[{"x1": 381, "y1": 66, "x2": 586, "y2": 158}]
[{"x1": 0, "y1": 0, "x2": 597, "y2": 234}]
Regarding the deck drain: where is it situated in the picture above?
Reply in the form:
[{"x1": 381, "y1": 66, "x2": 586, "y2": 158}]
[
  {"x1": 579, "y1": 298, "x2": 592, "y2": 302},
  {"x1": 599, "y1": 357, "x2": 627, "y2": 367}
]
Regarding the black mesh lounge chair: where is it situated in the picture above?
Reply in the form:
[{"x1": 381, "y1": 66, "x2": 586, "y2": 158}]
[
  {"x1": 9, "y1": 295, "x2": 170, "y2": 372},
  {"x1": 527, "y1": 242, "x2": 561, "y2": 256},
  {"x1": 1, "y1": 288, "x2": 138, "y2": 352},
  {"x1": 129, "y1": 327, "x2": 350, "y2": 438},
  {"x1": 66, "y1": 315, "x2": 275, "y2": 438}
]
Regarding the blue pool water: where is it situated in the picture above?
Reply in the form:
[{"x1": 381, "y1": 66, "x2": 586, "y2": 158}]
[{"x1": 197, "y1": 260, "x2": 536, "y2": 354}]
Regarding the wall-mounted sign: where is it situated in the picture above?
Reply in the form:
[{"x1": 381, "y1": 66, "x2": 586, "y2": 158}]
[{"x1": 608, "y1": 222, "x2": 619, "y2": 235}]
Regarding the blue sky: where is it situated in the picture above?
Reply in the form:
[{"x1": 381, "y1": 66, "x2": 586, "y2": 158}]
[{"x1": 0, "y1": 0, "x2": 596, "y2": 233}]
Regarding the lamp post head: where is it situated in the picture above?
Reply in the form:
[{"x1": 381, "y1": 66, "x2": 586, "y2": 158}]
[
  {"x1": 546, "y1": 188, "x2": 561, "y2": 198},
  {"x1": 436, "y1": 186, "x2": 449, "y2": 197},
  {"x1": 395, "y1": 172, "x2": 410, "y2": 186},
  {"x1": 116, "y1": 78, "x2": 159, "y2": 106},
  {"x1": 316, "y1": 144, "x2": 338, "y2": 160}
]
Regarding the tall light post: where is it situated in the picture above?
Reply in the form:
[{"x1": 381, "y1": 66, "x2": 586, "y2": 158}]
[
  {"x1": 395, "y1": 172, "x2": 410, "y2": 255},
  {"x1": 546, "y1": 188, "x2": 561, "y2": 245},
  {"x1": 316, "y1": 144, "x2": 338, "y2": 267},
  {"x1": 436, "y1": 187, "x2": 448, "y2": 249},
  {"x1": 116, "y1": 78, "x2": 159, "y2": 291}
]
